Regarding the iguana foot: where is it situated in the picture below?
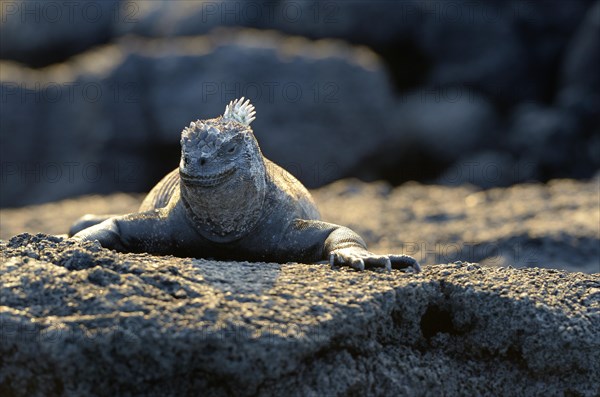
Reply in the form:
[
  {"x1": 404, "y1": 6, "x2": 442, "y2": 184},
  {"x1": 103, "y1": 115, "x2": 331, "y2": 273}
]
[{"x1": 329, "y1": 247, "x2": 421, "y2": 272}]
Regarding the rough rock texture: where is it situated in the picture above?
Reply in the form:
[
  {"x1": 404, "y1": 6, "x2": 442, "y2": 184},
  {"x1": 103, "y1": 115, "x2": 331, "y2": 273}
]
[
  {"x1": 1, "y1": 178, "x2": 598, "y2": 274},
  {"x1": 1, "y1": 233, "x2": 599, "y2": 396}
]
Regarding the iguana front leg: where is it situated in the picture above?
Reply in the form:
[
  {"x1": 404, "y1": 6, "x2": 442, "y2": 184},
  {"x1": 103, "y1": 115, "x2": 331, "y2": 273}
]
[
  {"x1": 284, "y1": 220, "x2": 421, "y2": 272},
  {"x1": 69, "y1": 214, "x2": 121, "y2": 237},
  {"x1": 71, "y1": 209, "x2": 177, "y2": 254}
]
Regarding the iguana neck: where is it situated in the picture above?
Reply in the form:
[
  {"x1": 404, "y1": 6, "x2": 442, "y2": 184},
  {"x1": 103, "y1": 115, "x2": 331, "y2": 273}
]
[{"x1": 180, "y1": 172, "x2": 266, "y2": 243}]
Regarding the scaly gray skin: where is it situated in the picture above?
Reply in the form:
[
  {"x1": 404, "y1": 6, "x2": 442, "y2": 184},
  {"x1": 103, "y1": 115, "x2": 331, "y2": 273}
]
[{"x1": 71, "y1": 98, "x2": 420, "y2": 272}]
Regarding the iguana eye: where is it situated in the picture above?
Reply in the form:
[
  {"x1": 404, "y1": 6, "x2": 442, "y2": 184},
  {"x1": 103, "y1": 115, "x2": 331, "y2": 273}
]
[
  {"x1": 183, "y1": 154, "x2": 189, "y2": 165},
  {"x1": 223, "y1": 136, "x2": 243, "y2": 155}
]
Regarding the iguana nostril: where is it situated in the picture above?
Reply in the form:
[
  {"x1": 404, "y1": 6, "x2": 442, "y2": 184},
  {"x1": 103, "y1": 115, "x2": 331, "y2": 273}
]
[{"x1": 200, "y1": 158, "x2": 207, "y2": 166}]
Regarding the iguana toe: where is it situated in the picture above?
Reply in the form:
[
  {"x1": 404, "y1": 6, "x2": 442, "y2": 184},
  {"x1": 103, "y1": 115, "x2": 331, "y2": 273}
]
[{"x1": 330, "y1": 247, "x2": 416, "y2": 272}]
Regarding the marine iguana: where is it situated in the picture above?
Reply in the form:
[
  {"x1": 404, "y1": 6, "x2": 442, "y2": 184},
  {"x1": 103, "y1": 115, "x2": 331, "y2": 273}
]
[{"x1": 70, "y1": 98, "x2": 420, "y2": 272}]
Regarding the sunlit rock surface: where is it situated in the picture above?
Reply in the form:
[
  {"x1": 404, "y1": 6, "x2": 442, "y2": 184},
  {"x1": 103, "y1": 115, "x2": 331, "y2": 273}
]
[
  {"x1": 1, "y1": 233, "x2": 598, "y2": 396},
  {"x1": 2, "y1": 178, "x2": 598, "y2": 273}
]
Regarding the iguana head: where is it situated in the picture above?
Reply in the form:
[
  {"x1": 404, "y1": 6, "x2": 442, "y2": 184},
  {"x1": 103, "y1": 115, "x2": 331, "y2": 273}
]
[
  {"x1": 178, "y1": 98, "x2": 267, "y2": 240},
  {"x1": 179, "y1": 97, "x2": 262, "y2": 188}
]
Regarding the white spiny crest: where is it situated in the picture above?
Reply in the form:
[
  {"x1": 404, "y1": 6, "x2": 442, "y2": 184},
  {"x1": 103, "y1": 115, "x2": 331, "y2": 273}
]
[{"x1": 223, "y1": 97, "x2": 256, "y2": 125}]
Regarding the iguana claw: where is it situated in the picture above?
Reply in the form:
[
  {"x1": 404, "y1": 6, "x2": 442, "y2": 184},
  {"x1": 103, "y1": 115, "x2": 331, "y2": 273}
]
[{"x1": 330, "y1": 247, "x2": 420, "y2": 272}]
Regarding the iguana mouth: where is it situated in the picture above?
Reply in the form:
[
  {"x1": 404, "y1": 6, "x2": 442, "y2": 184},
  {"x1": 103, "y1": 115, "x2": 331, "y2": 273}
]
[{"x1": 180, "y1": 167, "x2": 236, "y2": 187}]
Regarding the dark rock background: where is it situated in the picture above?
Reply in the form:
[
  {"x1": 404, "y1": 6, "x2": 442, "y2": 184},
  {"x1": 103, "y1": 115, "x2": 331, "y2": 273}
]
[{"x1": 1, "y1": 0, "x2": 599, "y2": 207}]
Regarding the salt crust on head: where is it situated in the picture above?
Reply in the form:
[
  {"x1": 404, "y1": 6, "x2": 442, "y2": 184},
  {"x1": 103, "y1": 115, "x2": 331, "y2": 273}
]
[{"x1": 181, "y1": 97, "x2": 256, "y2": 155}]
